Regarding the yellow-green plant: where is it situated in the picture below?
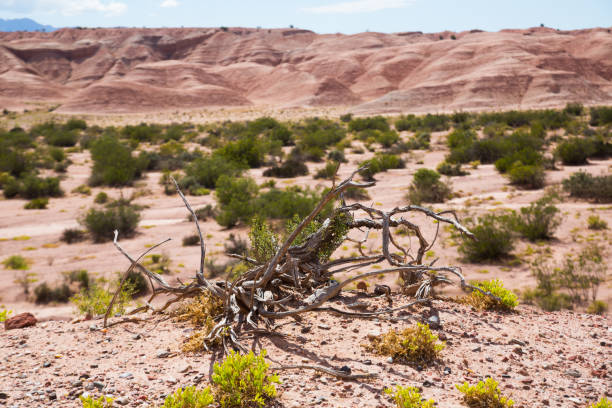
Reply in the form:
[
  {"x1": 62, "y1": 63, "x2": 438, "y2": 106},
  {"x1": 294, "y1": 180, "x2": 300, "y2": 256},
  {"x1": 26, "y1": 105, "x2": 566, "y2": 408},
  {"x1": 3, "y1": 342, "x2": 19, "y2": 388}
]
[
  {"x1": 464, "y1": 279, "x2": 518, "y2": 312},
  {"x1": 590, "y1": 397, "x2": 611, "y2": 408},
  {"x1": 212, "y1": 349, "x2": 280, "y2": 408},
  {"x1": 162, "y1": 386, "x2": 214, "y2": 408},
  {"x1": 3, "y1": 255, "x2": 29, "y2": 270},
  {"x1": 0, "y1": 308, "x2": 12, "y2": 322},
  {"x1": 456, "y1": 378, "x2": 514, "y2": 408},
  {"x1": 385, "y1": 385, "x2": 435, "y2": 408},
  {"x1": 80, "y1": 395, "x2": 114, "y2": 408},
  {"x1": 70, "y1": 278, "x2": 134, "y2": 316},
  {"x1": 176, "y1": 292, "x2": 224, "y2": 352},
  {"x1": 586, "y1": 300, "x2": 608, "y2": 315},
  {"x1": 365, "y1": 323, "x2": 445, "y2": 365},
  {"x1": 587, "y1": 215, "x2": 608, "y2": 230}
]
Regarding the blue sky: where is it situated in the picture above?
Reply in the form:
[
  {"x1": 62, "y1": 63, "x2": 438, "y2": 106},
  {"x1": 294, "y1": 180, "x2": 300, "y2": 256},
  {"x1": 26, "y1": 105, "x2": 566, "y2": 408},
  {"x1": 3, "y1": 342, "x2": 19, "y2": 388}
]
[{"x1": 0, "y1": 0, "x2": 610, "y2": 34}]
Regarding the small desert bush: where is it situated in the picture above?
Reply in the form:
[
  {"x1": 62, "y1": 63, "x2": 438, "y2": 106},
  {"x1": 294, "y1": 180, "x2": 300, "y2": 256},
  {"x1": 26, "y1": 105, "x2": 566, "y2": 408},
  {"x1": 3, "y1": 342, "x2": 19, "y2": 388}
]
[
  {"x1": 555, "y1": 137, "x2": 594, "y2": 165},
  {"x1": 405, "y1": 132, "x2": 431, "y2": 150},
  {"x1": 212, "y1": 349, "x2": 280, "y2": 408},
  {"x1": 587, "y1": 215, "x2": 608, "y2": 230},
  {"x1": 80, "y1": 395, "x2": 114, "y2": 408},
  {"x1": 262, "y1": 156, "x2": 309, "y2": 178},
  {"x1": 343, "y1": 186, "x2": 370, "y2": 200},
  {"x1": 121, "y1": 269, "x2": 149, "y2": 298},
  {"x1": 384, "y1": 385, "x2": 434, "y2": 408},
  {"x1": 349, "y1": 116, "x2": 390, "y2": 132},
  {"x1": 183, "y1": 155, "x2": 244, "y2": 190},
  {"x1": 71, "y1": 278, "x2": 135, "y2": 317},
  {"x1": 314, "y1": 161, "x2": 340, "y2": 179},
  {"x1": 60, "y1": 228, "x2": 87, "y2": 244},
  {"x1": 407, "y1": 168, "x2": 451, "y2": 204},
  {"x1": 24, "y1": 197, "x2": 48, "y2": 209},
  {"x1": 359, "y1": 153, "x2": 405, "y2": 180},
  {"x1": 80, "y1": 202, "x2": 141, "y2": 242},
  {"x1": 463, "y1": 279, "x2": 518, "y2": 312},
  {"x1": 215, "y1": 175, "x2": 258, "y2": 227},
  {"x1": 589, "y1": 106, "x2": 612, "y2": 126},
  {"x1": 0, "y1": 308, "x2": 12, "y2": 322},
  {"x1": 94, "y1": 191, "x2": 108, "y2": 204},
  {"x1": 2, "y1": 255, "x2": 29, "y2": 270},
  {"x1": 3, "y1": 174, "x2": 62, "y2": 199},
  {"x1": 563, "y1": 102, "x2": 584, "y2": 116},
  {"x1": 437, "y1": 161, "x2": 467, "y2": 177},
  {"x1": 458, "y1": 214, "x2": 514, "y2": 262},
  {"x1": 510, "y1": 195, "x2": 560, "y2": 241},
  {"x1": 162, "y1": 386, "x2": 214, "y2": 408},
  {"x1": 34, "y1": 282, "x2": 72, "y2": 304},
  {"x1": 456, "y1": 378, "x2": 514, "y2": 408},
  {"x1": 365, "y1": 323, "x2": 444, "y2": 366},
  {"x1": 249, "y1": 216, "x2": 279, "y2": 263},
  {"x1": 590, "y1": 397, "x2": 612, "y2": 408},
  {"x1": 586, "y1": 300, "x2": 608, "y2": 315},
  {"x1": 563, "y1": 172, "x2": 612, "y2": 203},
  {"x1": 89, "y1": 135, "x2": 142, "y2": 186},
  {"x1": 183, "y1": 234, "x2": 200, "y2": 246},
  {"x1": 507, "y1": 164, "x2": 545, "y2": 189}
]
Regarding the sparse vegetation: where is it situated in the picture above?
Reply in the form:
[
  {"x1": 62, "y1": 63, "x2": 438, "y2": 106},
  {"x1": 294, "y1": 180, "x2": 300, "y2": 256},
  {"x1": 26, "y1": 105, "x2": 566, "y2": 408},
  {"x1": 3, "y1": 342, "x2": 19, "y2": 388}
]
[
  {"x1": 365, "y1": 323, "x2": 445, "y2": 366},
  {"x1": 24, "y1": 197, "x2": 48, "y2": 209},
  {"x1": 71, "y1": 277, "x2": 135, "y2": 317},
  {"x1": 3, "y1": 255, "x2": 29, "y2": 270},
  {"x1": 510, "y1": 195, "x2": 560, "y2": 241},
  {"x1": 162, "y1": 386, "x2": 214, "y2": 407},
  {"x1": 458, "y1": 214, "x2": 515, "y2": 262},
  {"x1": 407, "y1": 168, "x2": 451, "y2": 204},
  {"x1": 463, "y1": 279, "x2": 518, "y2": 311},
  {"x1": 60, "y1": 228, "x2": 87, "y2": 244},
  {"x1": 563, "y1": 172, "x2": 612, "y2": 203},
  {"x1": 587, "y1": 215, "x2": 608, "y2": 230},
  {"x1": 456, "y1": 378, "x2": 514, "y2": 408},
  {"x1": 384, "y1": 385, "x2": 435, "y2": 408},
  {"x1": 80, "y1": 201, "x2": 141, "y2": 242},
  {"x1": 80, "y1": 395, "x2": 114, "y2": 408}
]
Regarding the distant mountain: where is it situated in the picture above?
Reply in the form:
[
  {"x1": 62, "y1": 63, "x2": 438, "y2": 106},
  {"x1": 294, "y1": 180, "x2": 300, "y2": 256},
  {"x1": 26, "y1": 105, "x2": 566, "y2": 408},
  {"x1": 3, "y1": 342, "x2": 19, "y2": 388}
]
[{"x1": 0, "y1": 18, "x2": 55, "y2": 32}]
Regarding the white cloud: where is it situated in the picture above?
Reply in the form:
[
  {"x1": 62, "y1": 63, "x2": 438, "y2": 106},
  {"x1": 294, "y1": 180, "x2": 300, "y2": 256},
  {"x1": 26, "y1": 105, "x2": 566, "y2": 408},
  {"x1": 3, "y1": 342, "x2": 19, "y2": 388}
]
[
  {"x1": 0, "y1": 0, "x2": 127, "y2": 16},
  {"x1": 160, "y1": 0, "x2": 179, "y2": 7},
  {"x1": 303, "y1": 0, "x2": 413, "y2": 14}
]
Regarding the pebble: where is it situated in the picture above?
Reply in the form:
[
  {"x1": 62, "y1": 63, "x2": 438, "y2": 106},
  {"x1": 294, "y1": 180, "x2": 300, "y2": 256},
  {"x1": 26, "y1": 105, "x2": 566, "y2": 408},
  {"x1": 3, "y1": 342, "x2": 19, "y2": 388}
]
[
  {"x1": 93, "y1": 381, "x2": 105, "y2": 390},
  {"x1": 565, "y1": 369, "x2": 581, "y2": 378},
  {"x1": 115, "y1": 396, "x2": 130, "y2": 405},
  {"x1": 119, "y1": 372, "x2": 134, "y2": 379},
  {"x1": 367, "y1": 331, "x2": 381, "y2": 339},
  {"x1": 386, "y1": 357, "x2": 393, "y2": 364},
  {"x1": 156, "y1": 350, "x2": 171, "y2": 358},
  {"x1": 443, "y1": 367, "x2": 451, "y2": 375},
  {"x1": 427, "y1": 315, "x2": 441, "y2": 329},
  {"x1": 318, "y1": 324, "x2": 331, "y2": 330}
]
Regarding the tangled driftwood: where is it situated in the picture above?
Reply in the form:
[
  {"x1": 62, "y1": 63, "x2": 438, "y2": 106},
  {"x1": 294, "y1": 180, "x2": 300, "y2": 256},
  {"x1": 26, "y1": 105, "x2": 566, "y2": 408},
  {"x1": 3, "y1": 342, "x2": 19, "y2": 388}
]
[{"x1": 106, "y1": 169, "x2": 493, "y2": 377}]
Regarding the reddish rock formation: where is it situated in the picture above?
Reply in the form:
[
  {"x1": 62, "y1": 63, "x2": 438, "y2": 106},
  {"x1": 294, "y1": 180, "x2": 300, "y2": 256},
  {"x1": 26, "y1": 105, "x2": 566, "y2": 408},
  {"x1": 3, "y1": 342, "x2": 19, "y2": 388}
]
[
  {"x1": 4, "y1": 312, "x2": 37, "y2": 330},
  {"x1": 0, "y1": 26, "x2": 610, "y2": 114}
]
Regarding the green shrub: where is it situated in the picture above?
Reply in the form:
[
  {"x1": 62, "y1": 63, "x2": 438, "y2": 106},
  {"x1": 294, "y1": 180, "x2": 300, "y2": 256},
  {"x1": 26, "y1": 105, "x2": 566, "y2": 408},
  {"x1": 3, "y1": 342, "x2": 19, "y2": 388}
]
[
  {"x1": 0, "y1": 308, "x2": 11, "y2": 323},
  {"x1": 437, "y1": 161, "x2": 467, "y2": 176},
  {"x1": 215, "y1": 176, "x2": 258, "y2": 227},
  {"x1": 404, "y1": 132, "x2": 431, "y2": 150},
  {"x1": 384, "y1": 385, "x2": 434, "y2": 408},
  {"x1": 376, "y1": 130, "x2": 400, "y2": 147},
  {"x1": 510, "y1": 195, "x2": 560, "y2": 241},
  {"x1": 563, "y1": 172, "x2": 612, "y2": 203},
  {"x1": 80, "y1": 395, "x2": 114, "y2": 408},
  {"x1": 587, "y1": 215, "x2": 608, "y2": 230},
  {"x1": 2, "y1": 255, "x2": 29, "y2": 270},
  {"x1": 555, "y1": 137, "x2": 594, "y2": 165},
  {"x1": 339, "y1": 113, "x2": 353, "y2": 122},
  {"x1": 314, "y1": 161, "x2": 339, "y2": 179},
  {"x1": 212, "y1": 349, "x2": 280, "y2": 408},
  {"x1": 24, "y1": 197, "x2": 48, "y2": 209},
  {"x1": 458, "y1": 214, "x2": 514, "y2": 262},
  {"x1": 249, "y1": 216, "x2": 279, "y2": 263},
  {"x1": 563, "y1": 102, "x2": 584, "y2": 116},
  {"x1": 343, "y1": 186, "x2": 370, "y2": 200},
  {"x1": 191, "y1": 205, "x2": 217, "y2": 221},
  {"x1": 3, "y1": 174, "x2": 63, "y2": 199},
  {"x1": 464, "y1": 279, "x2": 518, "y2": 311},
  {"x1": 65, "y1": 118, "x2": 87, "y2": 131},
  {"x1": 365, "y1": 323, "x2": 444, "y2": 366},
  {"x1": 456, "y1": 378, "x2": 514, "y2": 408},
  {"x1": 407, "y1": 168, "x2": 451, "y2": 204},
  {"x1": 590, "y1": 398, "x2": 612, "y2": 408},
  {"x1": 262, "y1": 150, "x2": 309, "y2": 178},
  {"x1": 71, "y1": 278, "x2": 134, "y2": 316},
  {"x1": 89, "y1": 135, "x2": 141, "y2": 186},
  {"x1": 163, "y1": 386, "x2": 214, "y2": 408},
  {"x1": 349, "y1": 116, "x2": 390, "y2": 132},
  {"x1": 94, "y1": 191, "x2": 108, "y2": 204},
  {"x1": 590, "y1": 106, "x2": 612, "y2": 126},
  {"x1": 295, "y1": 118, "x2": 346, "y2": 161},
  {"x1": 65, "y1": 269, "x2": 91, "y2": 290},
  {"x1": 507, "y1": 164, "x2": 545, "y2": 189},
  {"x1": 586, "y1": 300, "x2": 608, "y2": 315},
  {"x1": 80, "y1": 203, "x2": 141, "y2": 243},
  {"x1": 359, "y1": 153, "x2": 405, "y2": 180},
  {"x1": 34, "y1": 282, "x2": 72, "y2": 304},
  {"x1": 494, "y1": 147, "x2": 542, "y2": 173},
  {"x1": 72, "y1": 184, "x2": 92, "y2": 196},
  {"x1": 183, "y1": 234, "x2": 200, "y2": 246},
  {"x1": 183, "y1": 155, "x2": 244, "y2": 190},
  {"x1": 122, "y1": 269, "x2": 149, "y2": 298},
  {"x1": 327, "y1": 149, "x2": 347, "y2": 163},
  {"x1": 61, "y1": 228, "x2": 87, "y2": 244}
]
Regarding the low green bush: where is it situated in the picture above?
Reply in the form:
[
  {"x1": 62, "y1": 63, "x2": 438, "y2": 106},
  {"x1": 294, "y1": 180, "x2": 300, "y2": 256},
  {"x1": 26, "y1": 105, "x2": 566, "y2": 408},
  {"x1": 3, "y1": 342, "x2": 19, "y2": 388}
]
[
  {"x1": 507, "y1": 164, "x2": 545, "y2": 189},
  {"x1": 183, "y1": 155, "x2": 244, "y2": 190},
  {"x1": 587, "y1": 215, "x2": 608, "y2": 230},
  {"x1": 60, "y1": 228, "x2": 87, "y2": 244},
  {"x1": 359, "y1": 154, "x2": 405, "y2": 181},
  {"x1": 563, "y1": 102, "x2": 584, "y2": 116},
  {"x1": 458, "y1": 214, "x2": 515, "y2": 262},
  {"x1": 563, "y1": 172, "x2": 612, "y2": 203},
  {"x1": 365, "y1": 323, "x2": 444, "y2": 366},
  {"x1": 314, "y1": 161, "x2": 340, "y2": 179},
  {"x1": 349, "y1": 116, "x2": 390, "y2": 132},
  {"x1": 437, "y1": 161, "x2": 468, "y2": 176},
  {"x1": 215, "y1": 176, "x2": 258, "y2": 228},
  {"x1": 71, "y1": 278, "x2": 135, "y2": 316},
  {"x1": 407, "y1": 168, "x2": 451, "y2": 204},
  {"x1": 162, "y1": 386, "x2": 214, "y2": 407},
  {"x1": 0, "y1": 309, "x2": 11, "y2": 323},
  {"x1": 2, "y1": 255, "x2": 29, "y2": 270},
  {"x1": 586, "y1": 300, "x2": 608, "y2": 315},
  {"x1": 80, "y1": 395, "x2": 114, "y2": 408},
  {"x1": 94, "y1": 191, "x2": 108, "y2": 204},
  {"x1": 89, "y1": 135, "x2": 143, "y2": 186},
  {"x1": 555, "y1": 137, "x2": 594, "y2": 165},
  {"x1": 510, "y1": 195, "x2": 560, "y2": 241},
  {"x1": 80, "y1": 203, "x2": 141, "y2": 242},
  {"x1": 3, "y1": 174, "x2": 63, "y2": 199},
  {"x1": 24, "y1": 197, "x2": 48, "y2": 209},
  {"x1": 464, "y1": 279, "x2": 518, "y2": 312},
  {"x1": 456, "y1": 378, "x2": 514, "y2": 408},
  {"x1": 384, "y1": 385, "x2": 434, "y2": 408},
  {"x1": 212, "y1": 349, "x2": 280, "y2": 408},
  {"x1": 183, "y1": 234, "x2": 200, "y2": 246},
  {"x1": 34, "y1": 282, "x2": 72, "y2": 304},
  {"x1": 590, "y1": 106, "x2": 612, "y2": 126},
  {"x1": 262, "y1": 149, "x2": 309, "y2": 178}
]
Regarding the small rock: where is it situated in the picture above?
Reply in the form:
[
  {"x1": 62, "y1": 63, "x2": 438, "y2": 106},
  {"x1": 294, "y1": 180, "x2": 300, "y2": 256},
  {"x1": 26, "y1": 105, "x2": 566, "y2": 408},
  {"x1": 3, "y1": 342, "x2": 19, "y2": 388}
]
[
  {"x1": 42, "y1": 362, "x2": 51, "y2": 368},
  {"x1": 366, "y1": 331, "x2": 381, "y2": 339},
  {"x1": 89, "y1": 324, "x2": 99, "y2": 331},
  {"x1": 4, "y1": 313, "x2": 37, "y2": 330},
  {"x1": 363, "y1": 360, "x2": 372, "y2": 365},
  {"x1": 472, "y1": 346, "x2": 482, "y2": 352},
  {"x1": 46, "y1": 391, "x2": 56, "y2": 401},
  {"x1": 318, "y1": 324, "x2": 330, "y2": 330},
  {"x1": 386, "y1": 357, "x2": 393, "y2": 364},
  {"x1": 510, "y1": 339, "x2": 526, "y2": 347},
  {"x1": 166, "y1": 377, "x2": 178, "y2": 385},
  {"x1": 567, "y1": 397, "x2": 582, "y2": 404},
  {"x1": 565, "y1": 369, "x2": 581, "y2": 378},
  {"x1": 0, "y1": 392, "x2": 7, "y2": 400},
  {"x1": 443, "y1": 367, "x2": 451, "y2": 375},
  {"x1": 115, "y1": 396, "x2": 129, "y2": 406},
  {"x1": 427, "y1": 315, "x2": 441, "y2": 329},
  {"x1": 179, "y1": 364, "x2": 192, "y2": 373},
  {"x1": 300, "y1": 326, "x2": 311, "y2": 334},
  {"x1": 132, "y1": 334, "x2": 142, "y2": 340},
  {"x1": 119, "y1": 372, "x2": 134, "y2": 380},
  {"x1": 156, "y1": 350, "x2": 171, "y2": 358},
  {"x1": 93, "y1": 382, "x2": 105, "y2": 391},
  {"x1": 339, "y1": 365, "x2": 351, "y2": 375}
]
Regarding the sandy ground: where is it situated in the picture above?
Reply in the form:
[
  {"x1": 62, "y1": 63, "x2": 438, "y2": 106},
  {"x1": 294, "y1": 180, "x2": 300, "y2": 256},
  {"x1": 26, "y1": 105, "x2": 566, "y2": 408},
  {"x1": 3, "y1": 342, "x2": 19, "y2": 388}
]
[{"x1": 0, "y1": 297, "x2": 610, "y2": 407}]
